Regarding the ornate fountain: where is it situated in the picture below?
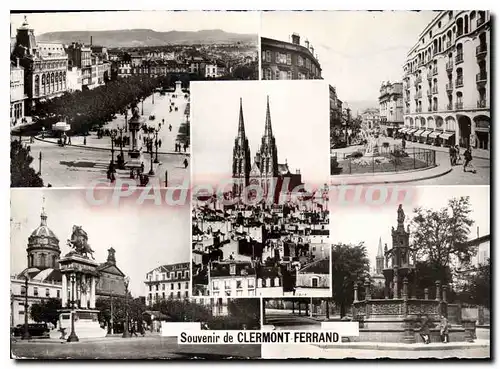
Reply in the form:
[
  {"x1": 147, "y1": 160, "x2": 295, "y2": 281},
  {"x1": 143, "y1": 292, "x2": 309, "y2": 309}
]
[{"x1": 351, "y1": 205, "x2": 476, "y2": 343}]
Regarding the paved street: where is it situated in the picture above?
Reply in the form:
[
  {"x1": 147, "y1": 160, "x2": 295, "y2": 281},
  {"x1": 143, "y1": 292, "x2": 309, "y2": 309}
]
[
  {"x1": 332, "y1": 137, "x2": 490, "y2": 185},
  {"x1": 265, "y1": 309, "x2": 322, "y2": 331},
  {"x1": 11, "y1": 335, "x2": 261, "y2": 359},
  {"x1": 27, "y1": 139, "x2": 189, "y2": 188}
]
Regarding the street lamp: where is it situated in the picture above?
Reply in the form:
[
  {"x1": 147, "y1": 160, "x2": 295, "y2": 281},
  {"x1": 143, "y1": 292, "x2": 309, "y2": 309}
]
[
  {"x1": 345, "y1": 107, "x2": 351, "y2": 145},
  {"x1": 67, "y1": 274, "x2": 79, "y2": 342},
  {"x1": 110, "y1": 130, "x2": 117, "y2": 164},
  {"x1": 141, "y1": 98, "x2": 144, "y2": 116},
  {"x1": 124, "y1": 108, "x2": 128, "y2": 133},
  {"x1": 117, "y1": 127, "x2": 125, "y2": 169},
  {"x1": 22, "y1": 275, "x2": 31, "y2": 340},
  {"x1": 122, "y1": 276, "x2": 130, "y2": 338},
  {"x1": 153, "y1": 124, "x2": 161, "y2": 164},
  {"x1": 147, "y1": 130, "x2": 155, "y2": 176}
]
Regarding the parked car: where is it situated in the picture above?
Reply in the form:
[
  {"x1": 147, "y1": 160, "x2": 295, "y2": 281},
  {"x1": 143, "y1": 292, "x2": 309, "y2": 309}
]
[{"x1": 12, "y1": 323, "x2": 50, "y2": 338}]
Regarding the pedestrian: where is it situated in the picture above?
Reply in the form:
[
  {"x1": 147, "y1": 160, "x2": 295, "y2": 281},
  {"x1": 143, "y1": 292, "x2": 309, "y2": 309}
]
[
  {"x1": 68, "y1": 136, "x2": 72, "y2": 145},
  {"x1": 84, "y1": 136, "x2": 87, "y2": 145},
  {"x1": 183, "y1": 143, "x2": 187, "y2": 152},
  {"x1": 169, "y1": 124, "x2": 172, "y2": 132},
  {"x1": 449, "y1": 145, "x2": 456, "y2": 166},
  {"x1": 439, "y1": 315, "x2": 449, "y2": 343},
  {"x1": 454, "y1": 145, "x2": 461, "y2": 165},
  {"x1": 418, "y1": 314, "x2": 432, "y2": 344},
  {"x1": 140, "y1": 162, "x2": 145, "y2": 174},
  {"x1": 402, "y1": 137, "x2": 406, "y2": 151},
  {"x1": 131, "y1": 322, "x2": 138, "y2": 337},
  {"x1": 159, "y1": 139, "x2": 162, "y2": 148},
  {"x1": 463, "y1": 147, "x2": 476, "y2": 173},
  {"x1": 183, "y1": 158, "x2": 188, "y2": 169}
]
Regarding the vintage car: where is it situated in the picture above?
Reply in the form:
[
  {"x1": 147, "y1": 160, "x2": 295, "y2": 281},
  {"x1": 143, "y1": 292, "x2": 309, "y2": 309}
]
[{"x1": 12, "y1": 323, "x2": 50, "y2": 338}]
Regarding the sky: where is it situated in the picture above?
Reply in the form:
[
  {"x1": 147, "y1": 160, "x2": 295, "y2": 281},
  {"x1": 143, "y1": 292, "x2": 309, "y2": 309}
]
[
  {"x1": 261, "y1": 11, "x2": 438, "y2": 103},
  {"x1": 191, "y1": 80, "x2": 330, "y2": 190},
  {"x1": 10, "y1": 189, "x2": 190, "y2": 297},
  {"x1": 331, "y1": 186, "x2": 490, "y2": 271},
  {"x1": 10, "y1": 11, "x2": 260, "y2": 36}
]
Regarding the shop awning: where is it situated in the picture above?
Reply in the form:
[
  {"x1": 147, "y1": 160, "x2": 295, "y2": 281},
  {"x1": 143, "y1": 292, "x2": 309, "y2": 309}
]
[
  {"x1": 407, "y1": 128, "x2": 418, "y2": 134},
  {"x1": 414, "y1": 129, "x2": 424, "y2": 136},
  {"x1": 428, "y1": 131, "x2": 441, "y2": 139},
  {"x1": 400, "y1": 128, "x2": 410, "y2": 133},
  {"x1": 420, "y1": 130, "x2": 432, "y2": 137},
  {"x1": 440, "y1": 132, "x2": 455, "y2": 140}
]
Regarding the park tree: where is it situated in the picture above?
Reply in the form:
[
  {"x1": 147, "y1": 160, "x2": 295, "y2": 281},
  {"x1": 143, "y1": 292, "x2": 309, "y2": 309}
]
[
  {"x1": 411, "y1": 197, "x2": 475, "y2": 269},
  {"x1": 11, "y1": 139, "x2": 44, "y2": 187},
  {"x1": 227, "y1": 298, "x2": 261, "y2": 328},
  {"x1": 331, "y1": 243, "x2": 370, "y2": 318},
  {"x1": 457, "y1": 258, "x2": 491, "y2": 307},
  {"x1": 30, "y1": 298, "x2": 61, "y2": 326},
  {"x1": 414, "y1": 261, "x2": 453, "y2": 299}
]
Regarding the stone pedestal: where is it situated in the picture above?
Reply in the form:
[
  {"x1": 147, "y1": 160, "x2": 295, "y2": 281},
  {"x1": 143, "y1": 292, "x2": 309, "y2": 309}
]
[
  {"x1": 126, "y1": 112, "x2": 145, "y2": 171},
  {"x1": 50, "y1": 309, "x2": 106, "y2": 339}
]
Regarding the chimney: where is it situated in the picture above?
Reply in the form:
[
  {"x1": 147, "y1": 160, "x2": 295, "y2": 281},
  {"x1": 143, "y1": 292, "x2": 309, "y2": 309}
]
[
  {"x1": 291, "y1": 33, "x2": 300, "y2": 45},
  {"x1": 305, "y1": 39, "x2": 309, "y2": 49}
]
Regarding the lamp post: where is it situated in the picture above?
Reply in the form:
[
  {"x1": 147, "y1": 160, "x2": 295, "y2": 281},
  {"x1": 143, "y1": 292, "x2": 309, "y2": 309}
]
[
  {"x1": 124, "y1": 108, "x2": 128, "y2": 133},
  {"x1": 345, "y1": 107, "x2": 351, "y2": 145},
  {"x1": 141, "y1": 98, "x2": 144, "y2": 116},
  {"x1": 147, "y1": 130, "x2": 155, "y2": 176},
  {"x1": 122, "y1": 276, "x2": 130, "y2": 338},
  {"x1": 22, "y1": 276, "x2": 31, "y2": 340},
  {"x1": 67, "y1": 274, "x2": 79, "y2": 342},
  {"x1": 117, "y1": 127, "x2": 125, "y2": 169},
  {"x1": 38, "y1": 151, "x2": 42, "y2": 175},
  {"x1": 153, "y1": 124, "x2": 161, "y2": 164},
  {"x1": 110, "y1": 130, "x2": 117, "y2": 164}
]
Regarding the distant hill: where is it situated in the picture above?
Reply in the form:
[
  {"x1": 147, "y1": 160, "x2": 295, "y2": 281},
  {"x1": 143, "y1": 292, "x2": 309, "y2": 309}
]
[
  {"x1": 345, "y1": 100, "x2": 380, "y2": 116},
  {"x1": 37, "y1": 29, "x2": 257, "y2": 47}
]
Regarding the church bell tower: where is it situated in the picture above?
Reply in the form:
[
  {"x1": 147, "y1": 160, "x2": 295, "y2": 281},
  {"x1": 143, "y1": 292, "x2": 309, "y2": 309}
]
[{"x1": 232, "y1": 98, "x2": 251, "y2": 197}]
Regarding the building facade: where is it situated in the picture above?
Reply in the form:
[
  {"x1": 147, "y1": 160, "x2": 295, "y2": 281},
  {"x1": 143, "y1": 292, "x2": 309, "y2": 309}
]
[
  {"x1": 11, "y1": 17, "x2": 68, "y2": 113},
  {"x1": 379, "y1": 81, "x2": 404, "y2": 137},
  {"x1": 10, "y1": 60, "x2": 26, "y2": 126},
  {"x1": 209, "y1": 261, "x2": 257, "y2": 297},
  {"x1": 261, "y1": 34, "x2": 322, "y2": 80},
  {"x1": 232, "y1": 97, "x2": 302, "y2": 198},
  {"x1": 402, "y1": 11, "x2": 490, "y2": 149},
  {"x1": 360, "y1": 108, "x2": 381, "y2": 130},
  {"x1": 145, "y1": 262, "x2": 190, "y2": 306}
]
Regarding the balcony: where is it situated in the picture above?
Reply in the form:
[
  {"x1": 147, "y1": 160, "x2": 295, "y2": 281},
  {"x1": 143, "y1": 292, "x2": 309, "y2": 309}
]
[
  {"x1": 476, "y1": 72, "x2": 487, "y2": 85},
  {"x1": 446, "y1": 61, "x2": 453, "y2": 72},
  {"x1": 455, "y1": 102, "x2": 464, "y2": 110},
  {"x1": 455, "y1": 78, "x2": 464, "y2": 88},
  {"x1": 477, "y1": 99, "x2": 487, "y2": 108},
  {"x1": 476, "y1": 44, "x2": 487, "y2": 58},
  {"x1": 447, "y1": 103, "x2": 453, "y2": 111},
  {"x1": 432, "y1": 86, "x2": 438, "y2": 94},
  {"x1": 455, "y1": 53, "x2": 464, "y2": 64},
  {"x1": 427, "y1": 106, "x2": 432, "y2": 112},
  {"x1": 416, "y1": 91, "x2": 422, "y2": 98},
  {"x1": 446, "y1": 83, "x2": 453, "y2": 92},
  {"x1": 416, "y1": 106, "x2": 422, "y2": 113},
  {"x1": 432, "y1": 68, "x2": 438, "y2": 76},
  {"x1": 405, "y1": 108, "x2": 410, "y2": 114},
  {"x1": 477, "y1": 17, "x2": 485, "y2": 27},
  {"x1": 432, "y1": 105, "x2": 438, "y2": 112},
  {"x1": 427, "y1": 90, "x2": 432, "y2": 97}
]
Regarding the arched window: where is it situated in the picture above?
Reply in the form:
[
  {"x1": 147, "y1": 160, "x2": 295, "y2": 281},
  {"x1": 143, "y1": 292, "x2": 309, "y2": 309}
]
[
  {"x1": 457, "y1": 18, "x2": 464, "y2": 37},
  {"x1": 34, "y1": 75, "x2": 40, "y2": 96},
  {"x1": 464, "y1": 15, "x2": 469, "y2": 34},
  {"x1": 52, "y1": 255, "x2": 57, "y2": 268},
  {"x1": 42, "y1": 74, "x2": 46, "y2": 94}
]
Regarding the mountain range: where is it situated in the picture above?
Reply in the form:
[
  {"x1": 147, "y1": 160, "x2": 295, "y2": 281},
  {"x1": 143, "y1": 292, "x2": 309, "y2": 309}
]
[{"x1": 36, "y1": 29, "x2": 257, "y2": 48}]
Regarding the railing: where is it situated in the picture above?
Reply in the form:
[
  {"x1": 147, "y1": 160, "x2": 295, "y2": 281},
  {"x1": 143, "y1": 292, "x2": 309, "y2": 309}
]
[
  {"x1": 477, "y1": 99, "x2": 487, "y2": 108},
  {"x1": 432, "y1": 105, "x2": 438, "y2": 112},
  {"x1": 432, "y1": 68, "x2": 438, "y2": 76},
  {"x1": 455, "y1": 102, "x2": 464, "y2": 110},
  {"x1": 432, "y1": 86, "x2": 438, "y2": 94},
  {"x1": 427, "y1": 90, "x2": 432, "y2": 97},
  {"x1": 416, "y1": 91, "x2": 422, "y2": 98},
  {"x1": 447, "y1": 103, "x2": 453, "y2": 110},
  {"x1": 446, "y1": 61, "x2": 453, "y2": 72},
  {"x1": 476, "y1": 72, "x2": 487, "y2": 83},
  {"x1": 446, "y1": 83, "x2": 453, "y2": 92},
  {"x1": 455, "y1": 53, "x2": 464, "y2": 64},
  {"x1": 333, "y1": 145, "x2": 437, "y2": 175},
  {"x1": 455, "y1": 78, "x2": 464, "y2": 88},
  {"x1": 427, "y1": 106, "x2": 432, "y2": 112},
  {"x1": 416, "y1": 106, "x2": 422, "y2": 113},
  {"x1": 476, "y1": 44, "x2": 487, "y2": 56}
]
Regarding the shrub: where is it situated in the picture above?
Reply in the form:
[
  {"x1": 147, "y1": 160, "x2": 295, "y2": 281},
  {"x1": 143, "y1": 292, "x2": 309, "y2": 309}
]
[
  {"x1": 347, "y1": 151, "x2": 363, "y2": 159},
  {"x1": 391, "y1": 149, "x2": 409, "y2": 158}
]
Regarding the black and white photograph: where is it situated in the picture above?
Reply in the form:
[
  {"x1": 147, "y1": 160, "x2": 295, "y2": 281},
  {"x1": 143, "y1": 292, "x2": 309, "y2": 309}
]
[
  {"x1": 261, "y1": 11, "x2": 491, "y2": 185},
  {"x1": 10, "y1": 11, "x2": 259, "y2": 188},
  {"x1": 191, "y1": 80, "x2": 331, "y2": 298},
  {"x1": 9, "y1": 189, "x2": 260, "y2": 359},
  {"x1": 261, "y1": 186, "x2": 490, "y2": 359}
]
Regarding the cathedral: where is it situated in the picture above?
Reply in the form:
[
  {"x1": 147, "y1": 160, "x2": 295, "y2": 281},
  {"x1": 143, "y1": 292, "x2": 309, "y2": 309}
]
[{"x1": 232, "y1": 96, "x2": 302, "y2": 199}]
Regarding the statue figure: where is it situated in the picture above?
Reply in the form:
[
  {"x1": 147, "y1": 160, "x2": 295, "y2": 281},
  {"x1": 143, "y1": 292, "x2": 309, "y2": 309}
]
[
  {"x1": 132, "y1": 105, "x2": 140, "y2": 119},
  {"x1": 397, "y1": 204, "x2": 405, "y2": 224},
  {"x1": 67, "y1": 225, "x2": 95, "y2": 259}
]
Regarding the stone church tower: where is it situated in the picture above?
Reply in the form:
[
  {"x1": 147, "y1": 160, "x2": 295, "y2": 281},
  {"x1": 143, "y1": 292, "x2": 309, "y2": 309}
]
[{"x1": 232, "y1": 98, "x2": 251, "y2": 197}]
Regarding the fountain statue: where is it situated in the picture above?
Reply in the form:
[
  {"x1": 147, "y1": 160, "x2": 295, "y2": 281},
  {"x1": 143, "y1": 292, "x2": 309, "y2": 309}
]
[{"x1": 364, "y1": 135, "x2": 380, "y2": 157}]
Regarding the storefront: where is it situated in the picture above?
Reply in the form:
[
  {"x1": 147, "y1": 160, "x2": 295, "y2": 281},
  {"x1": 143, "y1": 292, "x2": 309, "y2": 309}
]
[
  {"x1": 412, "y1": 129, "x2": 424, "y2": 142},
  {"x1": 474, "y1": 119, "x2": 490, "y2": 150},
  {"x1": 428, "y1": 130, "x2": 442, "y2": 146},
  {"x1": 439, "y1": 131, "x2": 456, "y2": 148},
  {"x1": 419, "y1": 130, "x2": 432, "y2": 144}
]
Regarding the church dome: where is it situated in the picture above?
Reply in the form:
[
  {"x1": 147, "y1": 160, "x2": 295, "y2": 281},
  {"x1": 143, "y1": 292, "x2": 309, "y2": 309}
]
[{"x1": 27, "y1": 208, "x2": 61, "y2": 270}]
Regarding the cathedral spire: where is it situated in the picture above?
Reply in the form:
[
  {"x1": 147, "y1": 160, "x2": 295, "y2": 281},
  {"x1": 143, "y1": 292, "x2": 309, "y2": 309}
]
[
  {"x1": 264, "y1": 95, "x2": 273, "y2": 138},
  {"x1": 237, "y1": 97, "x2": 246, "y2": 139},
  {"x1": 377, "y1": 237, "x2": 383, "y2": 257}
]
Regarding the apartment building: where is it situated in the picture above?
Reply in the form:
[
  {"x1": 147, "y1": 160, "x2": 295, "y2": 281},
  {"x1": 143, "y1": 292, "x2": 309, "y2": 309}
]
[
  {"x1": 145, "y1": 262, "x2": 190, "y2": 306},
  {"x1": 401, "y1": 11, "x2": 490, "y2": 149},
  {"x1": 379, "y1": 81, "x2": 404, "y2": 137}
]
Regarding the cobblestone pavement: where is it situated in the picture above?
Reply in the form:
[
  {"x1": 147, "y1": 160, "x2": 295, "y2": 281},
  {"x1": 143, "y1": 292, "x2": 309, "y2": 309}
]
[{"x1": 11, "y1": 336, "x2": 261, "y2": 359}]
